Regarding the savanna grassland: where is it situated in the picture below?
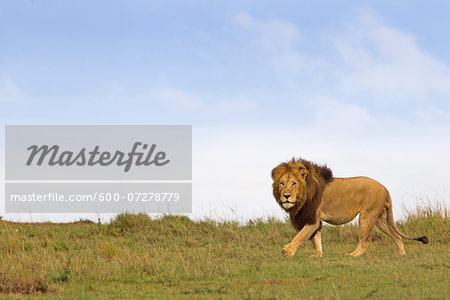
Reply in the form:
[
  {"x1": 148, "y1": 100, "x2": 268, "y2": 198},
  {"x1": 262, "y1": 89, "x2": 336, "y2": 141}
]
[{"x1": 0, "y1": 204, "x2": 448, "y2": 299}]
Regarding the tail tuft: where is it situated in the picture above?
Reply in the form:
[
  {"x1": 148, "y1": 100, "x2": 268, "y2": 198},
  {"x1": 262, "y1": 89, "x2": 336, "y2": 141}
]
[{"x1": 416, "y1": 236, "x2": 429, "y2": 244}]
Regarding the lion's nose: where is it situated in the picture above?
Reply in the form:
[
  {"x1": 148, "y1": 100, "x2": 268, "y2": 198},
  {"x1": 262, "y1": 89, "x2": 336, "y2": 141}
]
[{"x1": 283, "y1": 194, "x2": 291, "y2": 200}]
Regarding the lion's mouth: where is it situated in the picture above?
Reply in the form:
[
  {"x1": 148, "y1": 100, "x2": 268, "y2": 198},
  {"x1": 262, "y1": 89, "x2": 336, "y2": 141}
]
[{"x1": 282, "y1": 201, "x2": 295, "y2": 209}]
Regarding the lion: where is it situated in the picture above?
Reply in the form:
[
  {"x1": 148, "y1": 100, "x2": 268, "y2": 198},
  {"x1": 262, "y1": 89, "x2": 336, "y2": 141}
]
[{"x1": 271, "y1": 158, "x2": 428, "y2": 257}]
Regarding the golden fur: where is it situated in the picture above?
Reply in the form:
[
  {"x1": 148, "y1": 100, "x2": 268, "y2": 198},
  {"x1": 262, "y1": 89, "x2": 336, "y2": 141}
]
[{"x1": 272, "y1": 158, "x2": 428, "y2": 257}]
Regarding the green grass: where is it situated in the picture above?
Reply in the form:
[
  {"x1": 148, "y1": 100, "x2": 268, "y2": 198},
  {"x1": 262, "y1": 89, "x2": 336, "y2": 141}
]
[{"x1": 0, "y1": 204, "x2": 448, "y2": 299}]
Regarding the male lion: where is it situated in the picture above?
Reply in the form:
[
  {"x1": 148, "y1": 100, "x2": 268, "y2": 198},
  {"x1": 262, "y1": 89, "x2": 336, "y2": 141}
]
[{"x1": 271, "y1": 158, "x2": 428, "y2": 257}]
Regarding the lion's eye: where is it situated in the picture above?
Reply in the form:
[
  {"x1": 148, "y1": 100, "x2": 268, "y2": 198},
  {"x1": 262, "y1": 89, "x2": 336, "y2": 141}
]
[
  {"x1": 280, "y1": 182, "x2": 284, "y2": 186},
  {"x1": 292, "y1": 182, "x2": 296, "y2": 187}
]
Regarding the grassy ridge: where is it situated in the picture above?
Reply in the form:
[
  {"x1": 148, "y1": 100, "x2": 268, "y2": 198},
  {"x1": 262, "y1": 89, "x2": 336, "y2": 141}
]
[{"x1": 0, "y1": 204, "x2": 448, "y2": 299}]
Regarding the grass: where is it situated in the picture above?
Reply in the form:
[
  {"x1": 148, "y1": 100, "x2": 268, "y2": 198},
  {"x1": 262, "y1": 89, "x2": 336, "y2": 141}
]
[{"x1": 0, "y1": 204, "x2": 448, "y2": 299}]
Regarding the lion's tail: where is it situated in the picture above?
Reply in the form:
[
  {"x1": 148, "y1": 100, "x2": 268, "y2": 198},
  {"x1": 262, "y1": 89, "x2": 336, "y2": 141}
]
[{"x1": 386, "y1": 194, "x2": 429, "y2": 244}]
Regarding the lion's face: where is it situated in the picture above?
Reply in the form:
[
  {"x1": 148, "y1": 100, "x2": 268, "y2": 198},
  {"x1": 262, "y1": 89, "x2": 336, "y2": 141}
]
[{"x1": 273, "y1": 166, "x2": 309, "y2": 211}]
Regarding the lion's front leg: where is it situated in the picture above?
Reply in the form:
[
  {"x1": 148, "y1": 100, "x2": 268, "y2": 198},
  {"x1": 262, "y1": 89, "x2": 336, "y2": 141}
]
[
  {"x1": 281, "y1": 243, "x2": 296, "y2": 257},
  {"x1": 282, "y1": 222, "x2": 321, "y2": 257},
  {"x1": 309, "y1": 228, "x2": 323, "y2": 257}
]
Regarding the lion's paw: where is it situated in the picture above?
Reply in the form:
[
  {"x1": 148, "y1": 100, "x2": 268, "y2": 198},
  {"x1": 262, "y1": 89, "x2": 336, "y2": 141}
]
[
  {"x1": 281, "y1": 243, "x2": 296, "y2": 257},
  {"x1": 309, "y1": 251, "x2": 323, "y2": 258},
  {"x1": 346, "y1": 251, "x2": 363, "y2": 257}
]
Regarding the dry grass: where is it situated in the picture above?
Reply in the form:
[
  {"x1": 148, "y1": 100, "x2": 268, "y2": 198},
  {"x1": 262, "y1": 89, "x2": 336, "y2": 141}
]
[
  {"x1": 0, "y1": 202, "x2": 448, "y2": 299},
  {"x1": 0, "y1": 273, "x2": 48, "y2": 295}
]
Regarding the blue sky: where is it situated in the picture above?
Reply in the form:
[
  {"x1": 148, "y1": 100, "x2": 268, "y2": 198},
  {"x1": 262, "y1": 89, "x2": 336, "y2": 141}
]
[{"x1": 1, "y1": 1, "x2": 449, "y2": 221}]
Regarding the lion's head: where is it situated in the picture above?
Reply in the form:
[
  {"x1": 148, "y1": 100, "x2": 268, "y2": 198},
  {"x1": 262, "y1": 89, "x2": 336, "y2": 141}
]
[
  {"x1": 272, "y1": 160, "x2": 309, "y2": 211},
  {"x1": 271, "y1": 158, "x2": 333, "y2": 230}
]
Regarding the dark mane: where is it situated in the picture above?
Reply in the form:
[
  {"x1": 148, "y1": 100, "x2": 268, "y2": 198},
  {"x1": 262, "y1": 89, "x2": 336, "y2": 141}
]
[
  {"x1": 301, "y1": 158, "x2": 333, "y2": 183},
  {"x1": 272, "y1": 158, "x2": 333, "y2": 232}
]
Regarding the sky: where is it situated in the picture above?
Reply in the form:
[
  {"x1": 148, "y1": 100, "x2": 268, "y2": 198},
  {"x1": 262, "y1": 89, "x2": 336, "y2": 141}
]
[{"x1": 1, "y1": 1, "x2": 449, "y2": 222}]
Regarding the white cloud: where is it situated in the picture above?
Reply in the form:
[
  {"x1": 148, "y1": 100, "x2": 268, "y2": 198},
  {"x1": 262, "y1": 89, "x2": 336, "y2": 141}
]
[
  {"x1": 215, "y1": 97, "x2": 256, "y2": 115},
  {"x1": 233, "y1": 10, "x2": 450, "y2": 138},
  {"x1": 154, "y1": 88, "x2": 202, "y2": 110},
  {"x1": 154, "y1": 87, "x2": 257, "y2": 116},
  {"x1": 334, "y1": 10, "x2": 450, "y2": 101},
  {"x1": 191, "y1": 126, "x2": 449, "y2": 222},
  {"x1": 1, "y1": 125, "x2": 447, "y2": 223},
  {"x1": 0, "y1": 75, "x2": 22, "y2": 102},
  {"x1": 234, "y1": 12, "x2": 317, "y2": 85},
  {"x1": 310, "y1": 96, "x2": 374, "y2": 130},
  {"x1": 234, "y1": 13, "x2": 300, "y2": 52},
  {"x1": 235, "y1": 10, "x2": 450, "y2": 105},
  {"x1": 416, "y1": 105, "x2": 450, "y2": 123}
]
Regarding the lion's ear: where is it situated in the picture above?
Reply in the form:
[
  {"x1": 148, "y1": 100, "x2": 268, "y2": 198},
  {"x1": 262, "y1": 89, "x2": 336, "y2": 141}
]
[
  {"x1": 300, "y1": 169, "x2": 309, "y2": 180},
  {"x1": 271, "y1": 164, "x2": 286, "y2": 182}
]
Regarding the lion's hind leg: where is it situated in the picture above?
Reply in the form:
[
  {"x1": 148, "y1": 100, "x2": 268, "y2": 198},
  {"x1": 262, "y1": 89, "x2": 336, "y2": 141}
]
[
  {"x1": 346, "y1": 211, "x2": 379, "y2": 257},
  {"x1": 375, "y1": 209, "x2": 405, "y2": 255}
]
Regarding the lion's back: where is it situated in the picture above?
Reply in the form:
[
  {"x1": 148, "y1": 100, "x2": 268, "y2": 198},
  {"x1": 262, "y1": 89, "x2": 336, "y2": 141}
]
[{"x1": 321, "y1": 176, "x2": 389, "y2": 224}]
